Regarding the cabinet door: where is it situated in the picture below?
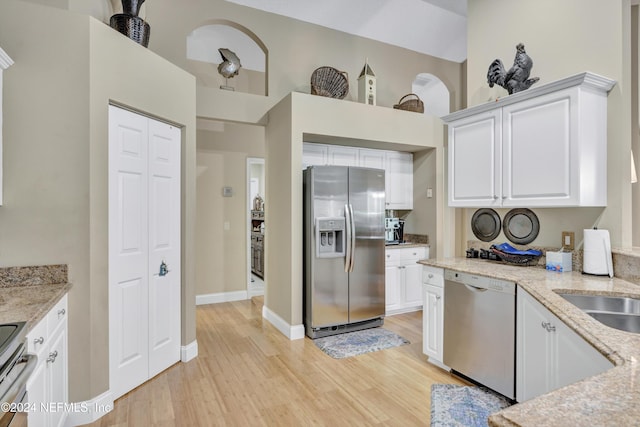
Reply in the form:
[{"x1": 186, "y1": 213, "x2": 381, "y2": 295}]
[
  {"x1": 48, "y1": 324, "x2": 68, "y2": 427},
  {"x1": 555, "y1": 315, "x2": 612, "y2": 390},
  {"x1": 448, "y1": 110, "x2": 502, "y2": 207},
  {"x1": 423, "y1": 284, "x2": 443, "y2": 362},
  {"x1": 302, "y1": 142, "x2": 328, "y2": 169},
  {"x1": 385, "y1": 264, "x2": 402, "y2": 313},
  {"x1": 386, "y1": 152, "x2": 413, "y2": 209},
  {"x1": 516, "y1": 289, "x2": 554, "y2": 402},
  {"x1": 502, "y1": 90, "x2": 578, "y2": 206},
  {"x1": 26, "y1": 362, "x2": 47, "y2": 427},
  {"x1": 403, "y1": 263, "x2": 423, "y2": 307},
  {"x1": 359, "y1": 148, "x2": 386, "y2": 170},
  {"x1": 328, "y1": 145, "x2": 359, "y2": 166}
]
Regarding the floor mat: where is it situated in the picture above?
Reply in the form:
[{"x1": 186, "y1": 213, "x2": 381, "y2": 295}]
[
  {"x1": 313, "y1": 327, "x2": 409, "y2": 359},
  {"x1": 430, "y1": 384, "x2": 512, "y2": 427}
]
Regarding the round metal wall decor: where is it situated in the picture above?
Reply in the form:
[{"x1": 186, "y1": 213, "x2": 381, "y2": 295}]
[
  {"x1": 471, "y1": 208, "x2": 501, "y2": 242},
  {"x1": 503, "y1": 208, "x2": 540, "y2": 245}
]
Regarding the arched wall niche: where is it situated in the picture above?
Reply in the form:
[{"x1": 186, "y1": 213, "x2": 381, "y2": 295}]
[
  {"x1": 187, "y1": 19, "x2": 269, "y2": 96},
  {"x1": 411, "y1": 73, "x2": 451, "y2": 118}
]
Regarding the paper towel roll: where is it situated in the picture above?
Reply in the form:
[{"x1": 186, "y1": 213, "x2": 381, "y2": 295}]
[{"x1": 583, "y1": 229, "x2": 614, "y2": 277}]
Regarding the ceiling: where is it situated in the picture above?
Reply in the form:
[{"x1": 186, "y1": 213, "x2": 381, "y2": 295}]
[{"x1": 225, "y1": 0, "x2": 468, "y2": 63}]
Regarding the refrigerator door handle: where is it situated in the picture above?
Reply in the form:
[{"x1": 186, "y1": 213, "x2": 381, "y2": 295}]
[
  {"x1": 348, "y1": 204, "x2": 356, "y2": 272},
  {"x1": 344, "y1": 204, "x2": 352, "y2": 273}
]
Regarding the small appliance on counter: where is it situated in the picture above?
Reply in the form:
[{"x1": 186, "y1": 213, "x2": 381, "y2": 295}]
[
  {"x1": 385, "y1": 218, "x2": 404, "y2": 244},
  {"x1": 583, "y1": 228, "x2": 614, "y2": 277}
]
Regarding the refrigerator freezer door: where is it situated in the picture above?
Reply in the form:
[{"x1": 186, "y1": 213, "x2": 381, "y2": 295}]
[
  {"x1": 348, "y1": 167, "x2": 386, "y2": 323},
  {"x1": 304, "y1": 166, "x2": 349, "y2": 330}
]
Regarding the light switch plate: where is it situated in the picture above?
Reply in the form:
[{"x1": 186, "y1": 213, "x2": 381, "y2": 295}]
[{"x1": 561, "y1": 231, "x2": 575, "y2": 250}]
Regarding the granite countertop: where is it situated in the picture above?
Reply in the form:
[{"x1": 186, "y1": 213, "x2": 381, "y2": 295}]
[
  {"x1": 0, "y1": 265, "x2": 71, "y2": 332},
  {"x1": 385, "y1": 242, "x2": 430, "y2": 249},
  {"x1": 418, "y1": 257, "x2": 640, "y2": 427}
]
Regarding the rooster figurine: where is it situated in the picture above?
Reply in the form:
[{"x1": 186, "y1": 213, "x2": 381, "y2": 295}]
[{"x1": 487, "y1": 43, "x2": 539, "y2": 95}]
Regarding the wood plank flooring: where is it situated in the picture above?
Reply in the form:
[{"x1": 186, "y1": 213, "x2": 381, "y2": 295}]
[{"x1": 85, "y1": 297, "x2": 464, "y2": 426}]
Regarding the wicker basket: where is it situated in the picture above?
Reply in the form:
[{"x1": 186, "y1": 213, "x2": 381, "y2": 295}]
[
  {"x1": 110, "y1": 14, "x2": 150, "y2": 47},
  {"x1": 310, "y1": 66, "x2": 349, "y2": 99},
  {"x1": 393, "y1": 93, "x2": 424, "y2": 113}
]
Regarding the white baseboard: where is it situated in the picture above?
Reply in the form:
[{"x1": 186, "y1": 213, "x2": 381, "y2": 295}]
[
  {"x1": 181, "y1": 340, "x2": 198, "y2": 362},
  {"x1": 427, "y1": 357, "x2": 450, "y2": 372},
  {"x1": 262, "y1": 304, "x2": 305, "y2": 340},
  {"x1": 196, "y1": 290, "x2": 248, "y2": 305},
  {"x1": 64, "y1": 390, "x2": 114, "y2": 427}
]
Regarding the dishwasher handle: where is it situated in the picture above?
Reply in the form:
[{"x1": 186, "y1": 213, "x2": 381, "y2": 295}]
[{"x1": 464, "y1": 284, "x2": 489, "y2": 293}]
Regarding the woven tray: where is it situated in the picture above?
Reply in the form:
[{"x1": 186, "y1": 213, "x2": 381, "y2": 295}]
[
  {"x1": 311, "y1": 66, "x2": 349, "y2": 99},
  {"x1": 393, "y1": 93, "x2": 424, "y2": 113}
]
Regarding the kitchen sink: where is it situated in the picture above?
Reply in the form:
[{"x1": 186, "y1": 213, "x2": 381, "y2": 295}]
[{"x1": 556, "y1": 292, "x2": 640, "y2": 333}]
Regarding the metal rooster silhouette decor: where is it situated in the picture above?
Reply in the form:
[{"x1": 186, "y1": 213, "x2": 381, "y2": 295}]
[
  {"x1": 217, "y1": 48, "x2": 241, "y2": 91},
  {"x1": 487, "y1": 43, "x2": 540, "y2": 95}
]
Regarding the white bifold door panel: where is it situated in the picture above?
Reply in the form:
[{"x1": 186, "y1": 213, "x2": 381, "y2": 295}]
[{"x1": 108, "y1": 105, "x2": 181, "y2": 401}]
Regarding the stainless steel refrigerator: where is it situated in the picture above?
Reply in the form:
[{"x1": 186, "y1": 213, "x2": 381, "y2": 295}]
[{"x1": 303, "y1": 165, "x2": 386, "y2": 339}]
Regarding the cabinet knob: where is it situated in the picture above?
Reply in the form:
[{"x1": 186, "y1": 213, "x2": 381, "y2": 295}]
[
  {"x1": 428, "y1": 274, "x2": 434, "y2": 278},
  {"x1": 58, "y1": 308, "x2": 66, "y2": 317},
  {"x1": 436, "y1": 295, "x2": 441, "y2": 300},
  {"x1": 541, "y1": 321, "x2": 556, "y2": 332},
  {"x1": 47, "y1": 350, "x2": 58, "y2": 363},
  {"x1": 34, "y1": 336, "x2": 45, "y2": 345}
]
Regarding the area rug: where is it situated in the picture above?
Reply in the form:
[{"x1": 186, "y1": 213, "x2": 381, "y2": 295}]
[
  {"x1": 313, "y1": 328, "x2": 409, "y2": 359},
  {"x1": 430, "y1": 384, "x2": 512, "y2": 427}
]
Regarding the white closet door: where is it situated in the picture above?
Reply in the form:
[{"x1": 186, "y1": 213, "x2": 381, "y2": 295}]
[
  {"x1": 147, "y1": 118, "x2": 181, "y2": 378},
  {"x1": 108, "y1": 105, "x2": 181, "y2": 400},
  {"x1": 108, "y1": 105, "x2": 150, "y2": 399}
]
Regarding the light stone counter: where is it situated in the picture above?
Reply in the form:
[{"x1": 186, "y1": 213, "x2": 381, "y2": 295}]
[
  {"x1": 385, "y1": 242, "x2": 430, "y2": 250},
  {"x1": 418, "y1": 257, "x2": 640, "y2": 427},
  {"x1": 0, "y1": 265, "x2": 71, "y2": 332}
]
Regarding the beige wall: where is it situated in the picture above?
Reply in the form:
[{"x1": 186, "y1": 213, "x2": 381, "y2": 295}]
[
  {"x1": 196, "y1": 124, "x2": 265, "y2": 296},
  {"x1": 465, "y1": 0, "x2": 633, "y2": 250},
  {"x1": 0, "y1": 0, "x2": 196, "y2": 402}
]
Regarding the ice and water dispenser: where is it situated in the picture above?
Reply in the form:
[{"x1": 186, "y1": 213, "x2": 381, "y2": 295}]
[{"x1": 315, "y1": 217, "x2": 345, "y2": 258}]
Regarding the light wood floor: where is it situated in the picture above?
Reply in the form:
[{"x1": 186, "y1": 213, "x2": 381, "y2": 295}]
[{"x1": 86, "y1": 297, "x2": 464, "y2": 426}]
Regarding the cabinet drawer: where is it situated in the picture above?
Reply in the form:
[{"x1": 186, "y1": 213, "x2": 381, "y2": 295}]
[
  {"x1": 385, "y1": 247, "x2": 426, "y2": 263},
  {"x1": 422, "y1": 266, "x2": 444, "y2": 287},
  {"x1": 47, "y1": 294, "x2": 68, "y2": 336}
]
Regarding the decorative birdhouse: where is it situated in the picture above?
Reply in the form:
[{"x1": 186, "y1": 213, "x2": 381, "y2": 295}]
[{"x1": 357, "y1": 59, "x2": 376, "y2": 106}]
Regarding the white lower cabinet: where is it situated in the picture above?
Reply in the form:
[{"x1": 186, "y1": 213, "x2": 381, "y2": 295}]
[
  {"x1": 516, "y1": 288, "x2": 612, "y2": 402},
  {"x1": 422, "y1": 266, "x2": 448, "y2": 369},
  {"x1": 26, "y1": 294, "x2": 68, "y2": 427},
  {"x1": 385, "y1": 247, "x2": 428, "y2": 315}
]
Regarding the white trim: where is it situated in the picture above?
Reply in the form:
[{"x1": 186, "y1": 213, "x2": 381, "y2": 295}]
[
  {"x1": 181, "y1": 340, "x2": 198, "y2": 362},
  {"x1": 196, "y1": 290, "x2": 248, "y2": 305},
  {"x1": 262, "y1": 304, "x2": 305, "y2": 340},
  {"x1": 0, "y1": 47, "x2": 14, "y2": 70},
  {"x1": 64, "y1": 390, "x2": 114, "y2": 427},
  {"x1": 426, "y1": 358, "x2": 450, "y2": 372},
  {"x1": 442, "y1": 71, "x2": 617, "y2": 123}
]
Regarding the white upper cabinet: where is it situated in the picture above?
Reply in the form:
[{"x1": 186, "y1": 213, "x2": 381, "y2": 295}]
[
  {"x1": 302, "y1": 143, "x2": 414, "y2": 209},
  {"x1": 385, "y1": 151, "x2": 413, "y2": 209},
  {"x1": 444, "y1": 72, "x2": 615, "y2": 208},
  {"x1": 0, "y1": 46, "x2": 14, "y2": 206},
  {"x1": 302, "y1": 142, "x2": 328, "y2": 169}
]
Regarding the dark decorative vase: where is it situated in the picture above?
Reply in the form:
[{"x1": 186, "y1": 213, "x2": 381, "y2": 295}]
[
  {"x1": 109, "y1": 0, "x2": 150, "y2": 47},
  {"x1": 110, "y1": 14, "x2": 150, "y2": 47},
  {"x1": 121, "y1": 0, "x2": 145, "y2": 17}
]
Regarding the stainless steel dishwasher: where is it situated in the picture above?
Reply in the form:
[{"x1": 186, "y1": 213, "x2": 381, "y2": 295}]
[{"x1": 443, "y1": 269, "x2": 516, "y2": 400}]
